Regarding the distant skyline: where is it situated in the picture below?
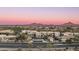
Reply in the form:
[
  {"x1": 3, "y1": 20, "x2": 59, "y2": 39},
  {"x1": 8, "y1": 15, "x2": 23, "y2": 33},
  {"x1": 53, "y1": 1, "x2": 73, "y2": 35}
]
[{"x1": 0, "y1": 7, "x2": 79, "y2": 25}]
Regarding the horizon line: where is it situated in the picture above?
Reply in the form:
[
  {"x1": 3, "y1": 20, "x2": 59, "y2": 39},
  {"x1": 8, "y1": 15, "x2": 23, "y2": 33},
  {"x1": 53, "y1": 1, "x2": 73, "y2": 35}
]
[{"x1": 0, "y1": 21, "x2": 78, "y2": 26}]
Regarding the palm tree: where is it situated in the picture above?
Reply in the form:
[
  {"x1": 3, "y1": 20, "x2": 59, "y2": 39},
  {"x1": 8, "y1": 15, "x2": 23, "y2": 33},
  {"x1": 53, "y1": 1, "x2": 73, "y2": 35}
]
[
  {"x1": 65, "y1": 39, "x2": 72, "y2": 44},
  {"x1": 28, "y1": 43, "x2": 32, "y2": 48},
  {"x1": 26, "y1": 36, "x2": 32, "y2": 48},
  {"x1": 47, "y1": 42, "x2": 53, "y2": 48},
  {"x1": 64, "y1": 38, "x2": 72, "y2": 50},
  {"x1": 73, "y1": 35, "x2": 79, "y2": 42},
  {"x1": 15, "y1": 33, "x2": 27, "y2": 43}
]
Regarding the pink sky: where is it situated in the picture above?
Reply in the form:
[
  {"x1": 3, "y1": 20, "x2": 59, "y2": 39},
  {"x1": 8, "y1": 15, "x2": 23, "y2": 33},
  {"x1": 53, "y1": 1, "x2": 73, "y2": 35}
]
[{"x1": 0, "y1": 7, "x2": 79, "y2": 25}]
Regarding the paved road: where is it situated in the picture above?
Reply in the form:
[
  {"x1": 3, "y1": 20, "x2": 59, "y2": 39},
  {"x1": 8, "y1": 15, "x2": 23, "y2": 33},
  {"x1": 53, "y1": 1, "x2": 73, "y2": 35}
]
[
  {"x1": 0, "y1": 43, "x2": 28, "y2": 48},
  {"x1": 0, "y1": 43, "x2": 78, "y2": 48}
]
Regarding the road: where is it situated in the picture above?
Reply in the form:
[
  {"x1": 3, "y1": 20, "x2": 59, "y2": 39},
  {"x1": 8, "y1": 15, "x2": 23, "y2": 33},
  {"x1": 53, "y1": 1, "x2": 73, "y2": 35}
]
[{"x1": 0, "y1": 43, "x2": 78, "y2": 48}]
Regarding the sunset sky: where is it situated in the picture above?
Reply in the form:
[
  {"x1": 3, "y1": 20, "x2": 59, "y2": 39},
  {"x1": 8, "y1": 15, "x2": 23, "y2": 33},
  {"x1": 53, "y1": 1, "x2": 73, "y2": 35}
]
[{"x1": 0, "y1": 7, "x2": 79, "y2": 25}]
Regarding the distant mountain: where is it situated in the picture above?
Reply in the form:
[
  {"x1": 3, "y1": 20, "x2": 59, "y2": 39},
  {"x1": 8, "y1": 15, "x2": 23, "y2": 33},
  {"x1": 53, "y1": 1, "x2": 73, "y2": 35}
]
[
  {"x1": 28, "y1": 23, "x2": 55, "y2": 27},
  {"x1": 61, "y1": 22, "x2": 79, "y2": 27},
  {"x1": 29, "y1": 23, "x2": 44, "y2": 26},
  {"x1": 27, "y1": 22, "x2": 79, "y2": 27}
]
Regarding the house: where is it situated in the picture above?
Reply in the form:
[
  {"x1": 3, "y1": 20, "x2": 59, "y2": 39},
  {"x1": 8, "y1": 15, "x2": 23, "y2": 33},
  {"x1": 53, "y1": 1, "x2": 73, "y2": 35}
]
[
  {"x1": 54, "y1": 32, "x2": 60, "y2": 37},
  {"x1": 0, "y1": 30, "x2": 14, "y2": 34},
  {"x1": 6, "y1": 35, "x2": 16, "y2": 43},
  {"x1": 0, "y1": 35, "x2": 8, "y2": 42},
  {"x1": 22, "y1": 30, "x2": 37, "y2": 34},
  {"x1": 61, "y1": 35, "x2": 74, "y2": 42},
  {"x1": 32, "y1": 39, "x2": 48, "y2": 43},
  {"x1": 63, "y1": 32, "x2": 74, "y2": 36},
  {"x1": 73, "y1": 33, "x2": 79, "y2": 36},
  {"x1": 0, "y1": 35, "x2": 16, "y2": 43},
  {"x1": 48, "y1": 37, "x2": 54, "y2": 42}
]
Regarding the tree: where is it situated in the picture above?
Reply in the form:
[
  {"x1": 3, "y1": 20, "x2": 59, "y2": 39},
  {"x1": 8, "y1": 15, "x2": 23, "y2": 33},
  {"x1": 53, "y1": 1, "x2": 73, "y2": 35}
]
[
  {"x1": 47, "y1": 43, "x2": 53, "y2": 48},
  {"x1": 26, "y1": 36, "x2": 32, "y2": 48},
  {"x1": 60, "y1": 32, "x2": 64, "y2": 36},
  {"x1": 17, "y1": 48, "x2": 22, "y2": 51},
  {"x1": 28, "y1": 43, "x2": 32, "y2": 48},
  {"x1": 73, "y1": 35, "x2": 79, "y2": 42},
  {"x1": 12, "y1": 27, "x2": 25, "y2": 35},
  {"x1": 15, "y1": 33, "x2": 27, "y2": 43},
  {"x1": 65, "y1": 39, "x2": 72, "y2": 44}
]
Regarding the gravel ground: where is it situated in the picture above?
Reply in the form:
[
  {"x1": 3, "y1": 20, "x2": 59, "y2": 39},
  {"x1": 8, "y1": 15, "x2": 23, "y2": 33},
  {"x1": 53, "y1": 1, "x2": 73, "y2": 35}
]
[{"x1": 0, "y1": 48, "x2": 77, "y2": 51}]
